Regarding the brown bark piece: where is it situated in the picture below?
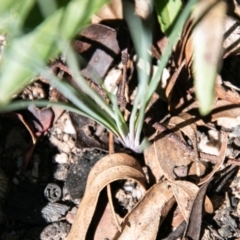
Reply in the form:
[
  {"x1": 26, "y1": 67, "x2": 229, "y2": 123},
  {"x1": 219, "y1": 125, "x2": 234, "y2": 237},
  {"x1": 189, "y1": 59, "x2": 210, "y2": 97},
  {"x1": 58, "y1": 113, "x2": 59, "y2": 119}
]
[{"x1": 73, "y1": 24, "x2": 120, "y2": 81}]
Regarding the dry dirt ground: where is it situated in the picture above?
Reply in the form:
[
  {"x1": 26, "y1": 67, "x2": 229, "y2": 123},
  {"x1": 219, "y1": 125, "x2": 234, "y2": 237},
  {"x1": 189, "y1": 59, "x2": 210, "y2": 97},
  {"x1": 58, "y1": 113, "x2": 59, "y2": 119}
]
[{"x1": 2, "y1": 6, "x2": 240, "y2": 240}]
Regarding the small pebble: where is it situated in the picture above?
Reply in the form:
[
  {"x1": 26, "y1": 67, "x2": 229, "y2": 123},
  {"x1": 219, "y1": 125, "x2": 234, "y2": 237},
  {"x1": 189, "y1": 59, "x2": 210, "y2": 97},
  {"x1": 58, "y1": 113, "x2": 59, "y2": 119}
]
[
  {"x1": 40, "y1": 221, "x2": 70, "y2": 240},
  {"x1": 132, "y1": 189, "x2": 142, "y2": 200},
  {"x1": 54, "y1": 164, "x2": 68, "y2": 181},
  {"x1": 63, "y1": 133, "x2": 70, "y2": 142},
  {"x1": 50, "y1": 135, "x2": 71, "y2": 153},
  {"x1": 63, "y1": 119, "x2": 76, "y2": 134},
  {"x1": 123, "y1": 185, "x2": 133, "y2": 192},
  {"x1": 67, "y1": 139, "x2": 75, "y2": 149},
  {"x1": 41, "y1": 203, "x2": 70, "y2": 223},
  {"x1": 54, "y1": 153, "x2": 68, "y2": 164},
  {"x1": 218, "y1": 225, "x2": 233, "y2": 238},
  {"x1": 55, "y1": 128, "x2": 62, "y2": 135},
  {"x1": 12, "y1": 178, "x2": 19, "y2": 185}
]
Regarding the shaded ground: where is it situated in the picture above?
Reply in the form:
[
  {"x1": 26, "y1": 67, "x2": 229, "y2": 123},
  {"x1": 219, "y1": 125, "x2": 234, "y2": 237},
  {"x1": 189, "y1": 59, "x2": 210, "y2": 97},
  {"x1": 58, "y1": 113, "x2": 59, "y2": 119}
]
[{"x1": 2, "y1": 3, "x2": 240, "y2": 239}]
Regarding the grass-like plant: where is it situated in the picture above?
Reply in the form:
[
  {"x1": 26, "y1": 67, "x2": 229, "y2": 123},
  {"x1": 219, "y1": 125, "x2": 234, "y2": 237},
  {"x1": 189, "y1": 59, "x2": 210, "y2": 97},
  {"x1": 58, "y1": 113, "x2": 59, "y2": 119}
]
[{"x1": 0, "y1": 0, "x2": 198, "y2": 153}]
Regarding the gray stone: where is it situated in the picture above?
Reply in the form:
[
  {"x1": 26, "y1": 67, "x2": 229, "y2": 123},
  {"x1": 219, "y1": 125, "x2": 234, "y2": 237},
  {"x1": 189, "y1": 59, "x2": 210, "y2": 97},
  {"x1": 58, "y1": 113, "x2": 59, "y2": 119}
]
[{"x1": 41, "y1": 203, "x2": 70, "y2": 223}]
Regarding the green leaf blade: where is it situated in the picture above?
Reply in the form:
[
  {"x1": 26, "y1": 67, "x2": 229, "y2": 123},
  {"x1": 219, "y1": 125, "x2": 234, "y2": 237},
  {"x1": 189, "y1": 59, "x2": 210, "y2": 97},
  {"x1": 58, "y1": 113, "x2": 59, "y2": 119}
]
[
  {"x1": 155, "y1": 0, "x2": 182, "y2": 35},
  {"x1": 0, "y1": 0, "x2": 108, "y2": 105},
  {"x1": 192, "y1": 0, "x2": 226, "y2": 115}
]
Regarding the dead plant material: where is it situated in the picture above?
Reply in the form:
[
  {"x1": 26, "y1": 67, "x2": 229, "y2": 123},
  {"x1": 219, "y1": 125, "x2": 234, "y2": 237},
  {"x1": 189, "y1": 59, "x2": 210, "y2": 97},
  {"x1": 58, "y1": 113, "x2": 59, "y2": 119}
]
[
  {"x1": 115, "y1": 181, "x2": 175, "y2": 240},
  {"x1": 170, "y1": 180, "x2": 213, "y2": 223},
  {"x1": 67, "y1": 153, "x2": 146, "y2": 240},
  {"x1": 153, "y1": 120, "x2": 205, "y2": 181},
  {"x1": 15, "y1": 106, "x2": 54, "y2": 169},
  {"x1": 69, "y1": 112, "x2": 108, "y2": 151},
  {"x1": 184, "y1": 180, "x2": 212, "y2": 240},
  {"x1": 199, "y1": 131, "x2": 228, "y2": 184},
  {"x1": 72, "y1": 24, "x2": 120, "y2": 80}
]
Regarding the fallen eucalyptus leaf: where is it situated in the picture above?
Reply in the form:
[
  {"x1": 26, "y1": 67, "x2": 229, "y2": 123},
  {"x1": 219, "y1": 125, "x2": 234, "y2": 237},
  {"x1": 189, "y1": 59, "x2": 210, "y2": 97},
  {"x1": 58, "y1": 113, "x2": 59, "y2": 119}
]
[
  {"x1": 115, "y1": 181, "x2": 175, "y2": 240},
  {"x1": 67, "y1": 153, "x2": 146, "y2": 240},
  {"x1": 170, "y1": 180, "x2": 213, "y2": 223}
]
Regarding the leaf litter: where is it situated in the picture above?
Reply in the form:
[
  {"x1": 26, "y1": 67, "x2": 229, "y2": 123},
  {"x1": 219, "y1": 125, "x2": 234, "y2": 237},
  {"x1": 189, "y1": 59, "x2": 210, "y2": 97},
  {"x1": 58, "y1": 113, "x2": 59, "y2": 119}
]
[{"x1": 3, "y1": 1, "x2": 240, "y2": 240}]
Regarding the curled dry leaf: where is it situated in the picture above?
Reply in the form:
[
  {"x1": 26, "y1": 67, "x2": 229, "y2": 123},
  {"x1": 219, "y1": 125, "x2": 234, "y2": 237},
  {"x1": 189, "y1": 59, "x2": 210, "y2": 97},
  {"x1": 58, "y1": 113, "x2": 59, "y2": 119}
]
[
  {"x1": 115, "y1": 181, "x2": 175, "y2": 240},
  {"x1": 170, "y1": 180, "x2": 213, "y2": 223},
  {"x1": 67, "y1": 153, "x2": 146, "y2": 240}
]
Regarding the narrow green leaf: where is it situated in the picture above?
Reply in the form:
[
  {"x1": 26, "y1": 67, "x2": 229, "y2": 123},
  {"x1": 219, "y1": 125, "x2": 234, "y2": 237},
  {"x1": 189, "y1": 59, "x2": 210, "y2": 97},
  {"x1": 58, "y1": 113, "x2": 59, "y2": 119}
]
[
  {"x1": 36, "y1": 0, "x2": 57, "y2": 18},
  {"x1": 148, "y1": 0, "x2": 198, "y2": 103},
  {"x1": 192, "y1": 0, "x2": 226, "y2": 115},
  {"x1": 0, "y1": 0, "x2": 35, "y2": 35},
  {"x1": 155, "y1": 0, "x2": 182, "y2": 35},
  {"x1": 123, "y1": 0, "x2": 152, "y2": 145},
  {"x1": 0, "y1": 0, "x2": 108, "y2": 106}
]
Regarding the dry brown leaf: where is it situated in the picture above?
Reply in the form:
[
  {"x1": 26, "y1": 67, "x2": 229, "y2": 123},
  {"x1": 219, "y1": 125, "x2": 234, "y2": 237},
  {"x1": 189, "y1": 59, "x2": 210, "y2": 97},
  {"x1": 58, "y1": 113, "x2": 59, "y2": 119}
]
[
  {"x1": 93, "y1": 201, "x2": 122, "y2": 240},
  {"x1": 199, "y1": 131, "x2": 228, "y2": 184},
  {"x1": 215, "y1": 80, "x2": 240, "y2": 105},
  {"x1": 168, "y1": 113, "x2": 206, "y2": 177},
  {"x1": 168, "y1": 98, "x2": 240, "y2": 127},
  {"x1": 184, "y1": 180, "x2": 212, "y2": 240},
  {"x1": 165, "y1": 60, "x2": 186, "y2": 102},
  {"x1": 171, "y1": 207, "x2": 185, "y2": 228},
  {"x1": 153, "y1": 135, "x2": 195, "y2": 181},
  {"x1": 170, "y1": 180, "x2": 213, "y2": 223},
  {"x1": 153, "y1": 120, "x2": 204, "y2": 181},
  {"x1": 115, "y1": 181, "x2": 175, "y2": 240},
  {"x1": 92, "y1": 0, "x2": 123, "y2": 22},
  {"x1": 92, "y1": 0, "x2": 152, "y2": 23},
  {"x1": 210, "y1": 100, "x2": 240, "y2": 122},
  {"x1": 67, "y1": 153, "x2": 146, "y2": 240},
  {"x1": 143, "y1": 143, "x2": 164, "y2": 184}
]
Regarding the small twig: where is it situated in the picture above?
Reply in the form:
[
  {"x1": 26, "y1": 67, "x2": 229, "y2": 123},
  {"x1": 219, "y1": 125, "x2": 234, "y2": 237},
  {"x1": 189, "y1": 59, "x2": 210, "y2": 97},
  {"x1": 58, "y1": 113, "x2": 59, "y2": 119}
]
[
  {"x1": 226, "y1": 158, "x2": 240, "y2": 166},
  {"x1": 108, "y1": 132, "x2": 115, "y2": 155},
  {"x1": 107, "y1": 132, "x2": 121, "y2": 232}
]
